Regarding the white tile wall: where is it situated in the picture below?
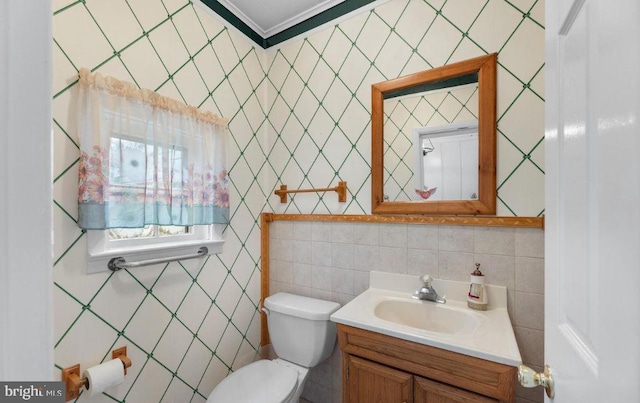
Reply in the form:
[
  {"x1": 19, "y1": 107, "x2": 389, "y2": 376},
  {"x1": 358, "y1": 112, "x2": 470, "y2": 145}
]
[{"x1": 269, "y1": 220, "x2": 545, "y2": 403}]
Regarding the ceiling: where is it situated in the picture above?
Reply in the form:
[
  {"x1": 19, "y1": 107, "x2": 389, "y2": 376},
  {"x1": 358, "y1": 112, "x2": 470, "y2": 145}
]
[
  {"x1": 197, "y1": 0, "x2": 379, "y2": 48},
  {"x1": 218, "y1": 0, "x2": 347, "y2": 38}
]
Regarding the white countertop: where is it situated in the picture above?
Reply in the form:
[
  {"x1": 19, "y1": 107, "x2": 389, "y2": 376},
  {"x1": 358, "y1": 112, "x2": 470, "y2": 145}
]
[{"x1": 330, "y1": 271, "x2": 522, "y2": 367}]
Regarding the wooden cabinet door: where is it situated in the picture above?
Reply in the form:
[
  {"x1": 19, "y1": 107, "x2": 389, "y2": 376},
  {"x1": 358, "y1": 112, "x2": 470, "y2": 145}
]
[
  {"x1": 414, "y1": 376, "x2": 498, "y2": 403},
  {"x1": 346, "y1": 355, "x2": 412, "y2": 403}
]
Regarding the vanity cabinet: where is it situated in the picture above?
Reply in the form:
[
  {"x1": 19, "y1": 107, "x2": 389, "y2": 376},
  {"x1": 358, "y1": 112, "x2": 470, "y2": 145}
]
[
  {"x1": 337, "y1": 324, "x2": 516, "y2": 403},
  {"x1": 346, "y1": 355, "x2": 412, "y2": 402},
  {"x1": 414, "y1": 376, "x2": 498, "y2": 402}
]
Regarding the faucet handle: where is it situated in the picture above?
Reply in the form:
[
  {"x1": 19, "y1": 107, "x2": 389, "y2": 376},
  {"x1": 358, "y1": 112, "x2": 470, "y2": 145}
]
[{"x1": 420, "y1": 274, "x2": 433, "y2": 286}]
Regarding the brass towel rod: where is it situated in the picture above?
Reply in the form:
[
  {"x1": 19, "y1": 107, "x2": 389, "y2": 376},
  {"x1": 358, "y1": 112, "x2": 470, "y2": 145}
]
[{"x1": 274, "y1": 181, "x2": 347, "y2": 203}]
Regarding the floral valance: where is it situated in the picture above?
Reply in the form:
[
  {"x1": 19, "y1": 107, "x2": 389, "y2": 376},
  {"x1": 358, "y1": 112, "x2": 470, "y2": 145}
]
[{"x1": 76, "y1": 68, "x2": 230, "y2": 229}]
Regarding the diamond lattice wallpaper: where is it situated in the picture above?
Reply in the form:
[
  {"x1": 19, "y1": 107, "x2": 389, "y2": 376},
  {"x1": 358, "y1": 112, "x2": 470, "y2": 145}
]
[
  {"x1": 53, "y1": 1, "x2": 268, "y2": 401},
  {"x1": 52, "y1": 0, "x2": 544, "y2": 402},
  {"x1": 264, "y1": 0, "x2": 544, "y2": 217}
]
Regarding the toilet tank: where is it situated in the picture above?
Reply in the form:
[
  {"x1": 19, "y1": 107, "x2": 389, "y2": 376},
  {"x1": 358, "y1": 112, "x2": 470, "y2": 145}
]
[{"x1": 264, "y1": 293, "x2": 341, "y2": 367}]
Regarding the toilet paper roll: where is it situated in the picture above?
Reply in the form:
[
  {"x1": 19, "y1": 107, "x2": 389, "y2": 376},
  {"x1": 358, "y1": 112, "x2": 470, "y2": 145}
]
[{"x1": 83, "y1": 358, "x2": 125, "y2": 397}]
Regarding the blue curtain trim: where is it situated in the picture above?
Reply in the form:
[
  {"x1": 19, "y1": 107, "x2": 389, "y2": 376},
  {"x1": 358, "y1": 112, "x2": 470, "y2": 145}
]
[{"x1": 78, "y1": 202, "x2": 229, "y2": 229}]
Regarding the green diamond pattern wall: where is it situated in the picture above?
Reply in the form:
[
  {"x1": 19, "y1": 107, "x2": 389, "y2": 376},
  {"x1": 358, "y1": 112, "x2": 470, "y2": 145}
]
[
  {"x1": 52, "y1": 0, "x2": 544, "y2": 402},
  {"x1": 264, "y1": 0, "x2": 544, "y2": 217},
  {"x1": 53, "y1": 1, "x2": 267, "y2": 401}
]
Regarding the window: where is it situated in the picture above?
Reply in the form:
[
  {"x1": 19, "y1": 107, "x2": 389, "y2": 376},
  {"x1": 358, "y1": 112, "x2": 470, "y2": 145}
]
[
  {"x1": 109, "y1": 225, "x2": 189, "y2": 241},
  {"x1": 76, "y1": 68, "x2": 228, "y2": 273},
  {"x1": 86, "y1": 133, "x2": 224, "y2": 274}
]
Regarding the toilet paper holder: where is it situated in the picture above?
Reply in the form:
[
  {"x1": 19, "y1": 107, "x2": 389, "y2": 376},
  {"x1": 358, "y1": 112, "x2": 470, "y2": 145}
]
[{"x1": 61, "y1": 346, "x2": 132, "y2": 401}]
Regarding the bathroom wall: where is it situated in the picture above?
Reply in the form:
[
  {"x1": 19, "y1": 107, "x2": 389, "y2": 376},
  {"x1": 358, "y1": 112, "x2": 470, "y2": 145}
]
[
  {"x1": 52, "y1": 0, "x2": 545, "y2": 402},
  {"x1": 264, "y1": 0, "x2": 545, "y2": 217},
  {"x1": 52, "y1": 1, "x2": 267, "y2": 401},
  {"x1": 264, "y1": 2, "x2": 545, "y2": 402},
  {"x1": 270, "y1": 220, "x2": 545, "y2": 403}
]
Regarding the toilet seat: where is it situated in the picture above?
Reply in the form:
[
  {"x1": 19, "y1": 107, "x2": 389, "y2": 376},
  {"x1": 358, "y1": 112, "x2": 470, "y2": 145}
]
[{"x1": 207, "y1": 360, "x2": 298, "y2": 403}]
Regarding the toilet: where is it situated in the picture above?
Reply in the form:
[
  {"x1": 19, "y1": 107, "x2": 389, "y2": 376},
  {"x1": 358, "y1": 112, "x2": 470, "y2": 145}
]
[{"x1": 207, "y1": 292, "x2": 341, "y2": 403}]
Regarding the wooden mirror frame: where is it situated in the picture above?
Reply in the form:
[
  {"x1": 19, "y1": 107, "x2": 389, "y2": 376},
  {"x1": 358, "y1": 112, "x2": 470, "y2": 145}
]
[{"x1": 371, "y1": 53, "x2": 497, "y2": 215}]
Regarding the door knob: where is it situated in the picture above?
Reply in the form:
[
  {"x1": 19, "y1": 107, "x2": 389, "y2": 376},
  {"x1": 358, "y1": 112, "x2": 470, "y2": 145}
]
[{"x1": 518, "y1": 364, "x2": 554, "y2": 399}]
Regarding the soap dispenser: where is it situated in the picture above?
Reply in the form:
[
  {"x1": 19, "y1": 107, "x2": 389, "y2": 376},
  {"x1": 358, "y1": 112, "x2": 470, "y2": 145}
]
[{"x1": 467, "y1": 263, "x2": 488, "y2": 311}]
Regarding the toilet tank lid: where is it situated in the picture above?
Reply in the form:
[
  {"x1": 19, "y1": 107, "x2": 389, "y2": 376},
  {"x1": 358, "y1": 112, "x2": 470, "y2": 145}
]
[{"x1": 264, "y1": 293, "x2": 341, "y2": 320}]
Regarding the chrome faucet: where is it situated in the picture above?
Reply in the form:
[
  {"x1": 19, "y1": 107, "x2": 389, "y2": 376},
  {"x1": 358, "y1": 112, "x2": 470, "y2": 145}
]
[{"x1": 413, "y1": 275, "x2": 446, "y2": 304}]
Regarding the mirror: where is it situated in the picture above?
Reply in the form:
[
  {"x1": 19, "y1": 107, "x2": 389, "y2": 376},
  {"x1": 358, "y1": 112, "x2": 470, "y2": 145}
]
[
  {"x1": 371, "y1": 54, "x2": 497, "y2": 215},
  {"x1": 383, "y1": 76, "x2": 480, "y2": 202}
]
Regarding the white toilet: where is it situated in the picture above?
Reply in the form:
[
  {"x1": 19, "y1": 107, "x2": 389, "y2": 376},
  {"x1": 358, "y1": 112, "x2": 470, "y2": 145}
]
[{"x1": 207, "y1": 292, "x2": 341, "y2": 403}]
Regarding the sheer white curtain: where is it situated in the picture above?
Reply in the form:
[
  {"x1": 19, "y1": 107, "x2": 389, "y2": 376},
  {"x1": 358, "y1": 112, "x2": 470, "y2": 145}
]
[{"x1": 76, "y1": 68, "x2": 229, "y2": 229}]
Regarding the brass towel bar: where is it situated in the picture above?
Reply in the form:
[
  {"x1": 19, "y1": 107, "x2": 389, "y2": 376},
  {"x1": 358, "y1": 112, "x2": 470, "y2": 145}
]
[{"x1": 274, "y1": 181, "x2": 347, "y2": 203}]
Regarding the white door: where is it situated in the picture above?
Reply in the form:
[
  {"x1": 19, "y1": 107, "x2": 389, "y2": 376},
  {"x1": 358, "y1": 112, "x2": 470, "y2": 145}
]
[
  {"x1": 545, "y1": 0, "x2": 640, "y2": 401},
  {"x1": 0, "y1": 0, "x2": 53, "y2": 380}
]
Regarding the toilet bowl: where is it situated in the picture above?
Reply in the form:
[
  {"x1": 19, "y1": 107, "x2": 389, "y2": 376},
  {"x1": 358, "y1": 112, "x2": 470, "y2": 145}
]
[
  {"x1": 207, "y1": 293, "x2": 340, "y2": 403},
  {"x1": 206, "y1": 359, "x2": 305, "y2": 403}
]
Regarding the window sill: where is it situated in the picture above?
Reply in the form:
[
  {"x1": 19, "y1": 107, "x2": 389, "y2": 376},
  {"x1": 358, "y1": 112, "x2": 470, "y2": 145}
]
[{"x1": 87, "y1": 239, "x2": 224, "y2": 274}]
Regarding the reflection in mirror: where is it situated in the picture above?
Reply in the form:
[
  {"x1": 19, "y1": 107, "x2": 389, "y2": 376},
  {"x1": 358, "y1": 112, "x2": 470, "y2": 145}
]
[
  {"x1": 371, "y1": 53, "x2": 497, "y2": 215},
  {"x1": 382, "y1": 78, "x2": 479, "y2": 202},
  {"x1": 413, "y1": 120, "x2": 478, "y2": 201}
]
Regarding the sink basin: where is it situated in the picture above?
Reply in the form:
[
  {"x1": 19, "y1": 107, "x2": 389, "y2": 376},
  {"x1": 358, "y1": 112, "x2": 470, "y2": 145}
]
[
  {"x1": 329, "y1": 272, "x2": 522, "y2": 366},
  {"x1": 374, "y1": 299, "x2": 482, "y2": 335}
]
